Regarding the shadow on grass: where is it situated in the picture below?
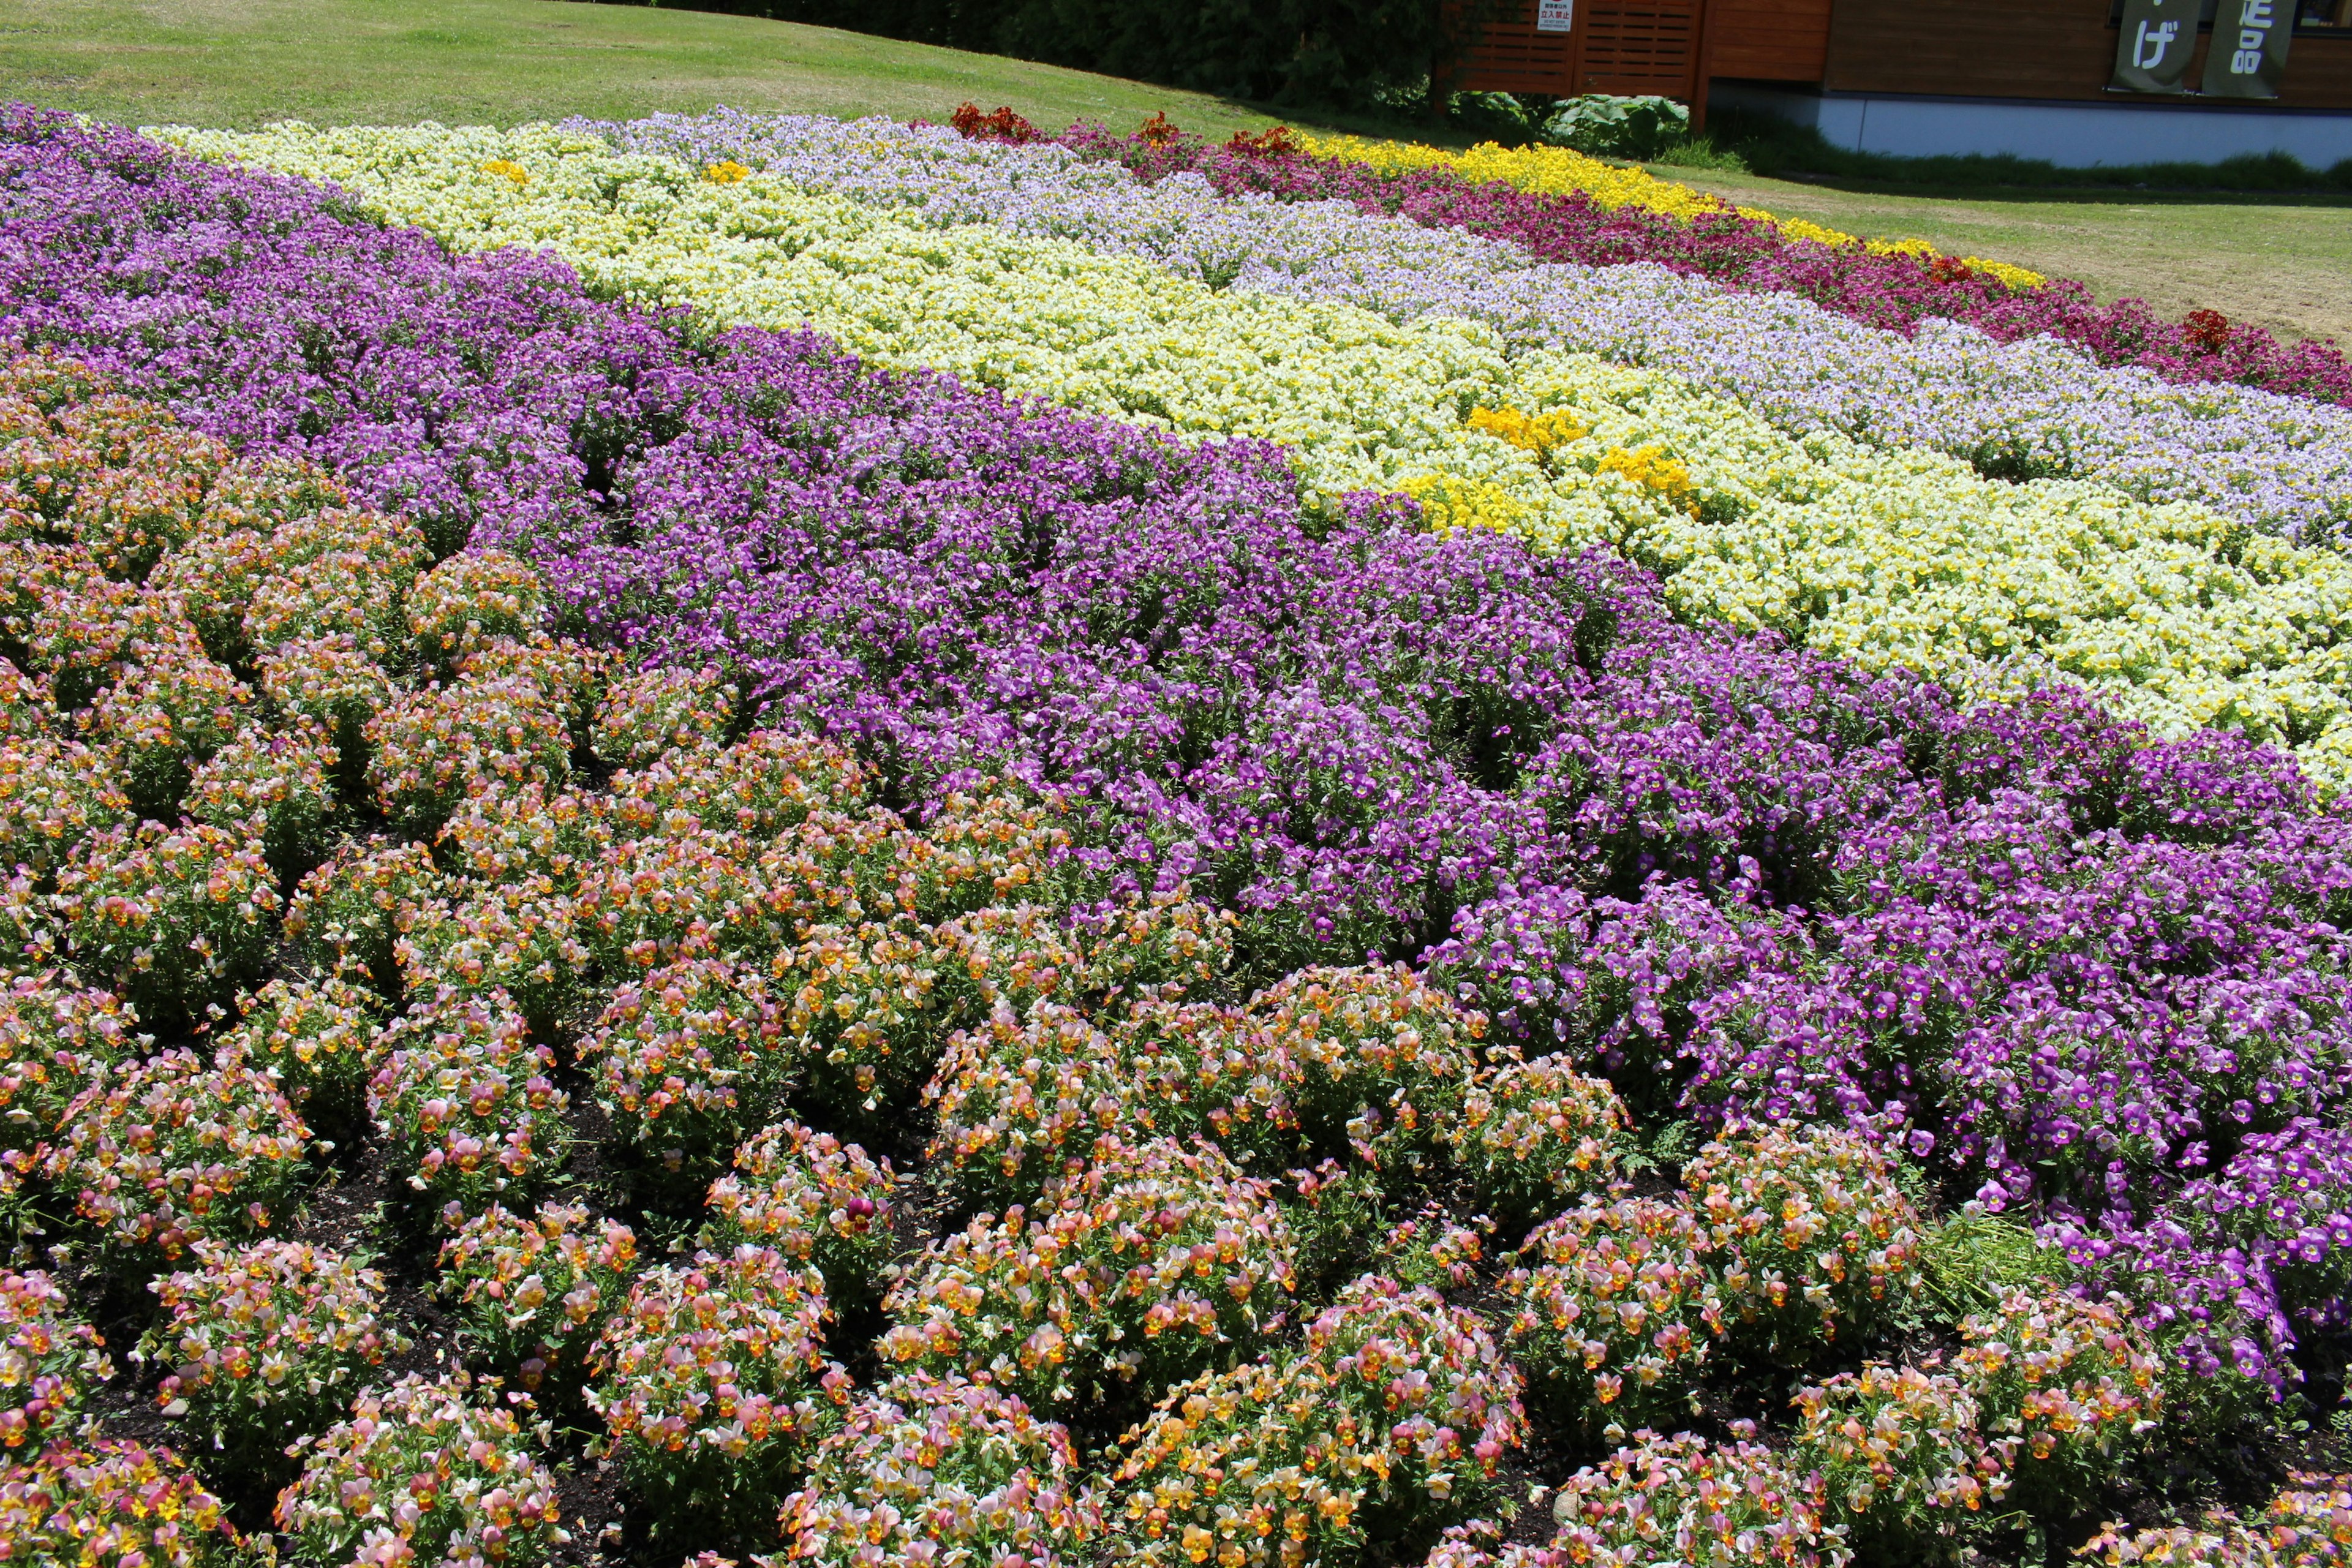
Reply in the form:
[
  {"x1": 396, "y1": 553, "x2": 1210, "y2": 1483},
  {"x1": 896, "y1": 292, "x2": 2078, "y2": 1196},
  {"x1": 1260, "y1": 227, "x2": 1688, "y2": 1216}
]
[{"x1": 1650, "y1": 108, "x2": 2352, "y2": 203}]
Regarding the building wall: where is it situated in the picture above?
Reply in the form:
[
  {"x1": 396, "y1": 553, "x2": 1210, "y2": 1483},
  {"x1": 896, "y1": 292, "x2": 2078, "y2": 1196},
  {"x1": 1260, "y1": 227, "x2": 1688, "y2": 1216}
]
[
  {"x1": 1822, "y1": 0, "x2": 2352, "y2": 108},
  {"x1": 1705, "y1": 0, "x2": 1833, "y2": 83},
  {"x1": 1713, "y1": 80, "x2": 2352, "y2": 162}
]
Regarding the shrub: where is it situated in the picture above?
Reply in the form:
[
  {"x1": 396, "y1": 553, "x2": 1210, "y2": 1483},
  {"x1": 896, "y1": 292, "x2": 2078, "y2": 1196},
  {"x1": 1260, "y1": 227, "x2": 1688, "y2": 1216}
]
[
  {"x1": 0, "y1": 732, "x2": 130, "y2": 875},
  {"x1": 435, "y1": 1200, "x2": 638, "y2": 1390},
  {"x1": 702, "y1": 1121, "x2": 899, "y2": 1306},
  {"x1": 183, "y1": 718, "x2": 336, "y2": 878},
  {"x1": 0, "y1": 974, "x2": 140, "y2": 1201},
  {"x1": 80, "y1": 649, "x2": 249, "y2": 819},
  {"x1": 607, "y1": 729, "x2": 866, "y2": 844},
  {"x1": 274, "y1": 1371, "x2": 565, "y2": 1568},
  {"x1": 1548, "y1": 1431, "x2": 1847, "y2": 1567},
  {"x1": 364, "y1": 675, "x2": 571, "y2": 837},
  {"x1": 393, "y1": 881, "x2": 588, "y2": 1030},
  {"x1": 0, "y1": 1268, "x2": 110, "y2": 1451},
  {"x1": 1236, "y1": 964, "x2": 1480, "y2": 1179},
  {"x1": 1501, "y1": 1195, "x2": 1723, "y2": 1432},
  {"x1": 285, "y1": 837, "x2": 447, "y2": 990},
  {"x1": 1789, "y1": 1365, "x2": 2011, "y2": 1556},
  {"x1": 217, "y1": 974, "x2": 382, "y2": 1132},
  {"x1": 50, "y1": 821, "x2": 281, "y2": 1022},
  {"x1": 1686, "y1": 1120, "x2": 1923, "y2": 1348},
  {"x1": 0, "y1": 1439, "x2": 248, "y2": 1568},
  {"x1": 255, "y1": 634, "x2": 395, "y2": 757},
  {"x1": 1111, "y1": 1274, "x2": 1525, "y2": 1565},
  {"x1": 407, "y1": 551, "x2": 548, "y2": 674},
  {"x1": 880, "y1": 1137, "x2": 1295, "y2": 1413},
  {"x1": 48, "y1": 1049, "x2": 312, "y2": 1262},
  {"x1": 1443, "y1": 1052, "x2": 1629, "y2": 1230},
  {"x1": 780, "y1": 1371, "x2": 1104, "y2": 1568},
  {"x1": 576, "y1": 956, "x2": 786, "y2": 1180},
  {"x1": 144, "y1": 1239, "x2": 405, "y2": 1464},
  {"x1": 592, "y1": 664, "x2": 734, "y2": 772},
  {"x1": 587, "y1": 1244, "x2": 848, "y2": 1555},
  {"x1": 368, "y1": 986, "x2": 566, "y2": 1215},
  {"x1": 1955, "y1": 1287, "x2": 2162, "y2": 1512}
]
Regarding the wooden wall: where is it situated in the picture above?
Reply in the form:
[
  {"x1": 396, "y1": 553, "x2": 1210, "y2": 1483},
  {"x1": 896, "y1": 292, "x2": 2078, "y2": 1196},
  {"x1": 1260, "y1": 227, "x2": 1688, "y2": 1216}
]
[
  {"x1": 1704, "y1": 0, "x2": 1832, "y2": 83},
  {"x1": 1820, "y1": 0, "x2": 2352, "y2": 108}
]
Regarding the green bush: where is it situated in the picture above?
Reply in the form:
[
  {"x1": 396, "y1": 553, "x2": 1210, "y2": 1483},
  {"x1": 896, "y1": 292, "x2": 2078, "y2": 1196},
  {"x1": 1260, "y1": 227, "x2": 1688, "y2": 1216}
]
[{"x1": 581, "y1": 0, "x2": 1483, "y2": 113}]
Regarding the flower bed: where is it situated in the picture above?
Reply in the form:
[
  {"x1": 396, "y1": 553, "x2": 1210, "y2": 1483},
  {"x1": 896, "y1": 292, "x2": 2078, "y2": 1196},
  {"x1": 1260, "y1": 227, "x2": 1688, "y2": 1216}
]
[
  {"x1": 146, "y1": 119, "x2": 2352, "y2": 793},
  {"x1": 3, "y1": 104, "x2": 2351, "y2": 1568},
  {"x1": 573, "y1": 110, "x2": 2352, "y2": 538}
]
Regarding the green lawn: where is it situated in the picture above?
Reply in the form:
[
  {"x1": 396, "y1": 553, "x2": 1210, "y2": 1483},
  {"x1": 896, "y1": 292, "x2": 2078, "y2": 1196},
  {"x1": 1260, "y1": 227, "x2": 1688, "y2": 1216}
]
[
  {"x1": 1656, "y1": 165, "x2": 2352, "y2": 348},
  {"x1": 3, "y1": 0, "x2": 2343, "y2": 347},
  {"x1": 0, "y1": 0, "x2": 1298, "y2": 139}
]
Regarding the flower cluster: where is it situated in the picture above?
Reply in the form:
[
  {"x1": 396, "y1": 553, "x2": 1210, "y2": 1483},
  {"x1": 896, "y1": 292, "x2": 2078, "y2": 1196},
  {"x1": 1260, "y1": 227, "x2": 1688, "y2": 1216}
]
[
  {"x1": 702, "y1": 1121, "x2": 898, "y2": 1305},
  {"x1": 0, "y1": 1270, "x2": 108, "y2": 1450},
  {"x1": 576, "y1": 956, "x2": 786, "y2": 1178},
  {"x1": 0, "y1": 974, "x2": 141, "y2": 1207},
  {"x1": 780, "y1": 1371, "x2": 1104, "y2": 1568},
  {"x1": 878, "y1": 1137, "x2": 1297, "y2": 1411},
  {"x1": 592, "y1": 664, "x2": 735, "y2": 772},
  {"x1": 286, "y1": 839, "x2": 447, "y2": 985},
  {"x1": 1790, "y1": 1365, "x2": 2011, "y2": 1552},
  {"x1": 50, "y1": 822, "x2": 279, "y2": 1023},
  {"x1": 1687, "y1": 1122, "x2": 1923, "y2": 1347},
  {"x1": 0, "y1": 1440, "x2": 246, "y2": 1568},
  {"x1": 144, "y1": 1238, "x2": 406, "y2": 1460},
  {"x1": 435, "y1": 1201, "x2": 638, "y2": 1388},
  {"x1": 46, "y1": 1049, "x2": 311, "y2": 1262},
  {"x1": 587, "y1": 1244, "x2": 848, "y2": 1552},
  {"x1": 1548, "y1": 1431, "x2": 1845, "y2": 1567},
  {"x1": 368, "y1": 987, "x2": 567, "y2": 1214},
  {"x1": 1956, "y1": 1287, "x2": 2162, "y2": 1508},
  {"x1": 366, "y1": 674, "x2": 573, "y2": 837},
  {"x1": 274, "y1": 1371, "x2": 565, "y2": 1568},
  {"x1": 218, "y1": 974, "x2": 382, "y2": 1129},
  {"x1": 1113, "y1": 1273, "x2": 1523, "y2": 1566},
  {"x1": 1501, "y1": 1196, "x2": 1723, "y2": 1430},
  {"x1": 1444, "y1": 1052, "x2": 1628, "y2": 1227}
]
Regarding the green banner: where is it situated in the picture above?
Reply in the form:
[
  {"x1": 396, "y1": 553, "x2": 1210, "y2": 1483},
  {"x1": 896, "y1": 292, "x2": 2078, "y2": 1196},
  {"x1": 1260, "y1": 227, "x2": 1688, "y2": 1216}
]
[
  {"x1": 2203, "y1": 0, "x2": 2296, "y2": 97},
  {"x1": 2112, "y1": 0, "x2": 2201, "y2": 92}
]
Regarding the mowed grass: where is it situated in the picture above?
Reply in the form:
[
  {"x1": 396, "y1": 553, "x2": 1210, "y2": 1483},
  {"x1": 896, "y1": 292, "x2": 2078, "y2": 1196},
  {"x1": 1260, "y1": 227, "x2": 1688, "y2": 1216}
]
[
  {"x1": 0, "y1": 0, "x2": 1302, "y2": 138},
  {"x1": 1655, "y1": 164, "x2": 2352, "y2": 347},
  {"x1": 2, "y1": 0, "x2": 2344, "y2": 347}
]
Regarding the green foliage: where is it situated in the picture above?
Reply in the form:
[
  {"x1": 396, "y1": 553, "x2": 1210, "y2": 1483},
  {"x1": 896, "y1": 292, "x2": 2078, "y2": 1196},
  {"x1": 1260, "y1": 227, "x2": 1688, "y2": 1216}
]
[
  {"x1": 1540, "y1": 94, "x2": 1691, "y2": 159},
  {"x1": 590, "y1": 0, "x2": 1481, "y2": 115}
]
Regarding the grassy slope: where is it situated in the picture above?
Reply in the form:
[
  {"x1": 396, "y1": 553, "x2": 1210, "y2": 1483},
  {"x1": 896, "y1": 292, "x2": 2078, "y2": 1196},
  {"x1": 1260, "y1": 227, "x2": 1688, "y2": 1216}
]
[
  {"x1": 0, "y1": 0, "x2": 1302, "y2": 138},
  {"x1": 1656, "y1": 165, "x2": 2352, "y2": 347},
  {"x1": 2, "y1": 0, "x2": 2343, "y2": 345}
]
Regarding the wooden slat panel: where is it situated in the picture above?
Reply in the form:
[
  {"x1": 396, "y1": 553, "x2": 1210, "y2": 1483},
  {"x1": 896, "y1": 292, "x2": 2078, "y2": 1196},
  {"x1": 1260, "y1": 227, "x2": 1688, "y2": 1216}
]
[
  {"x1": 1581, "y1": 0, "x2": 1705, "y2": 94},
  {"x1": 1824, "y1": 0, "x2": 2352, "y2": 107},
  {"x1": 1705, "y1": 0, "x2": 1832, "y2": 81},
  {"x1": 1452, "y1": 0, "x2": 1579, "y2": 96}
]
